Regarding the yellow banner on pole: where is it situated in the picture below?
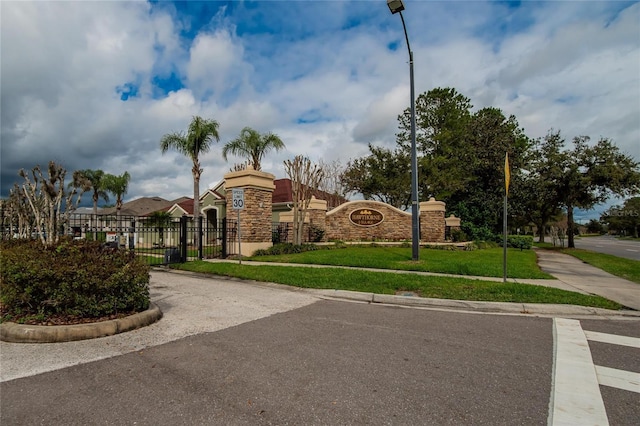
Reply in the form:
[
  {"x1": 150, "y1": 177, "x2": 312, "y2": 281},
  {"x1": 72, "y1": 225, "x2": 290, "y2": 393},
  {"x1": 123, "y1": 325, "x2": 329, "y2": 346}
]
[{"x1": 505, "y1": 152, "x2": 511, "y2": 196}]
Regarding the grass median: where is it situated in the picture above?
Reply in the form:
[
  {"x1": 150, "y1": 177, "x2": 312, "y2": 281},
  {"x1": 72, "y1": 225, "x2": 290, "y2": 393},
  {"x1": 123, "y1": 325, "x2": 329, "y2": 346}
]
[{"x1": 170, "y1": 260, "x2": 622, "y2": 310}]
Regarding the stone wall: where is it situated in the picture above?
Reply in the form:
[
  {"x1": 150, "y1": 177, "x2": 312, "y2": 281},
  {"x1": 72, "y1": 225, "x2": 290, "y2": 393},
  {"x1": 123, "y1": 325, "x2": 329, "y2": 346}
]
[
  {"x1": 219, "y1": 170, "x2": 459, "y2": 249},
  {"x1": 325, "y1": 201, "x2": 412, "y2": 241}
]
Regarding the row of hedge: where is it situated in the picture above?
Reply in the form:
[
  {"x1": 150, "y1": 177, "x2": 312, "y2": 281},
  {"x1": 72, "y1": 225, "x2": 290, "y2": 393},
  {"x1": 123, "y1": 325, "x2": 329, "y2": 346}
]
[{"x1": 0, "y1": 238, "x2": 150, "y2": 323}]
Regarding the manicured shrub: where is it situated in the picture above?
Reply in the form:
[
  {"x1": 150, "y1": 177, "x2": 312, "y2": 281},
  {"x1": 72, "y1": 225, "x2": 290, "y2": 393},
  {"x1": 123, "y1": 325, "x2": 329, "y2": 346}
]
[
  {"x1": 507, "y1": 235, "x2": 534, "y2": 250},
  {"x1": 450, "y1": 228, "x2": 468, "y2": 242},
  {"x1": 253, "y1": 242, "x2": 324, "y2": 256},
  {"x1": 0, "y1": 238, "x2": 150, "y2": 323}
]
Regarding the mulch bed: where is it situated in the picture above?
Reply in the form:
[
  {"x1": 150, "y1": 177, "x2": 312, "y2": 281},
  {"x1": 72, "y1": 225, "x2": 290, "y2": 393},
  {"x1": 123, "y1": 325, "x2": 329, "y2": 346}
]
[{"x1": 0, "y1": 306, "x2": 138, "y2": 326}]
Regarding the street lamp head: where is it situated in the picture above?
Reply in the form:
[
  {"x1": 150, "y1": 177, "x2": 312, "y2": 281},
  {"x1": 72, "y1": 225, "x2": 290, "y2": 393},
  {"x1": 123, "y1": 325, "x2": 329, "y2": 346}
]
[{"x1": 387, "y1": 0, "x2": 405, "y2": 14}]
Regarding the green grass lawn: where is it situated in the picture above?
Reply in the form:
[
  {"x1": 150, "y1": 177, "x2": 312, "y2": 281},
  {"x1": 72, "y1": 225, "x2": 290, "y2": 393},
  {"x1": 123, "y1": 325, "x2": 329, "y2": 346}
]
[
  {"x1": 171, "y1": 261, "x2": 622, "y2": 310},
  {"x1": 247, "y1": 246, "x2": 552, "y2": 279}
]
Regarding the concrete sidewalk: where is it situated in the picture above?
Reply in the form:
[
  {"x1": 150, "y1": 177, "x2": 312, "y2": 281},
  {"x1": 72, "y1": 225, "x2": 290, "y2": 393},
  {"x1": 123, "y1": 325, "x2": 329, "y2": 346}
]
[
  {"x1": 535, "y1": 249, "x2": 640, "y2": 311},
  {"x1": 0, "y1": 271, "x2": 320, "y2": 382}
]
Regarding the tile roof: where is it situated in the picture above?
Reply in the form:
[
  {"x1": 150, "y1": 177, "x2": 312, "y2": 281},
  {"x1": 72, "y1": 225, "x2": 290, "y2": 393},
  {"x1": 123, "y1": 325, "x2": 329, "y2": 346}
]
[
  {"x1": 101, "y1": 197, "x2": 172, "y2": 217},
  {"x1": 272, "y1": 178, "x2": 347, "y2": 209}
]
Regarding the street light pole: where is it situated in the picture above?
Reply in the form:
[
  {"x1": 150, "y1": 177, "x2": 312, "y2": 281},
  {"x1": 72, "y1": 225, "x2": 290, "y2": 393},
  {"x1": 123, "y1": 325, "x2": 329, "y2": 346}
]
[{"x1": 388, "y1": 0, "x2": 420, "y2": 261}]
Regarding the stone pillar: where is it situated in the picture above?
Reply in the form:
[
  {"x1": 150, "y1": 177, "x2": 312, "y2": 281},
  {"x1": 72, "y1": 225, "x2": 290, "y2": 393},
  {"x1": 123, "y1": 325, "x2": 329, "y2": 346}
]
[
  {"x1": 224, "y1": 166, "x2": 275, "y2": 256},
  {"x1": 419, "y1": 198, "x2": 446, "y2": 243},
  {"x1": 306, "y1": 196, "x2": 328, "y2": 242},
  {"x1": 445, "y1": 214, "x2": 461, "y2": 230},
  {"x1": 445, "y1": 214, "x2": 462, "y2": 241},
  {"x1": 277, "y1": 196, "x2": 327, "y2": 243}
]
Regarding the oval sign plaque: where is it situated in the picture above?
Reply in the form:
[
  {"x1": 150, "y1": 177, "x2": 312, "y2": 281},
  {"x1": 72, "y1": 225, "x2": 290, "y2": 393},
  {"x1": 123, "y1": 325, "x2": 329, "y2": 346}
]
[{"x1": 350, "y1": 208, "x2": 384, "y2": 226}]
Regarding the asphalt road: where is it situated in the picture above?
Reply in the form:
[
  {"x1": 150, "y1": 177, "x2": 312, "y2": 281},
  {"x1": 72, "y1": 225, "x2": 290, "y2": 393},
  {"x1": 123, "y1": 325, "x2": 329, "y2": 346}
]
[
  {"x1": 1, "y1": 301, "x2": 556, "y2": 425},
  {"x1": 573, "y1": 235, "x2": 640, "y2": 261},
  {"x1": 1, "y1": 272, "x2": 638, "y2": 425},
  {"x1": 579, "y1": 319, "x2": 640, "y2": 426},
  {"x1": 2, "y1": 300, "x2": 638, "y2": 425}
]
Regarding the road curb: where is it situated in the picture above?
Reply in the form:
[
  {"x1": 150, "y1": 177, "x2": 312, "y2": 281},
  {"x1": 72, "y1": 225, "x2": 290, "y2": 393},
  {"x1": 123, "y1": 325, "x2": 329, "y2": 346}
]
[
  {"x1": 311, "y1": 289, "x2": 640, "y2": 318},
  {"x1": 0, "y1": 303, "x2": 163, "y2": 343},
  {"x1": 156, "y1": 269, "x2": 640, "y2": 319}
]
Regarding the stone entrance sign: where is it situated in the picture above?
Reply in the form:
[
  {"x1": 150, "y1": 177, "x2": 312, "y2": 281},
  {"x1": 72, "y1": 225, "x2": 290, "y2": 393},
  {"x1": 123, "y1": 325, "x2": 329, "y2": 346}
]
[{"x1": 349, "y1": 208, "x2": 384, "y2": 226}]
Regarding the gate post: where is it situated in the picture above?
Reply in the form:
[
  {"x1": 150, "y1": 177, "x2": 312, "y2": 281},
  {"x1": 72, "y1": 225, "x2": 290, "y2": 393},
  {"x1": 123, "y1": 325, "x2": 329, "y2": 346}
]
[
  {"x1": 180, "y1": 215, "x2": 188, "y2": 262},
  {"x1": 223, "y1": 166, "x2": 275, "y2": 256},
  {"x1": 419, "y1": 198, "x2": 446, "y2": 243},
  {"x1": 198, "y1": 215, "x2": 203, "y2": 260},
  {"x1": 221, "y1": 218, "x2": 228, "y2": 258}
]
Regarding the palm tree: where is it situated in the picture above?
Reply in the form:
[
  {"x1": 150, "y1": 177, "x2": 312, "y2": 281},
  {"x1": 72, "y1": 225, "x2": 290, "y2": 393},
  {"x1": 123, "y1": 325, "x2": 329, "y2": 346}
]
[
  {"x1": 146, "y1": 210, "x2": 172, "y2": 247},
  {"x1": 103, "y1": 172, "x2": 131, "y2": 217},
  {"x1": 77, "y1": 169, "x2": 109, "y2": 216},
  {"x1": 160, "y1": 116, "x2": 220, "y2": 253},
  {"x1": 222, "y1": 127, "x2": 285, "y2": 171},
  {"x1": 76, "y1": 169, "x2": 109, "y2": 237}
]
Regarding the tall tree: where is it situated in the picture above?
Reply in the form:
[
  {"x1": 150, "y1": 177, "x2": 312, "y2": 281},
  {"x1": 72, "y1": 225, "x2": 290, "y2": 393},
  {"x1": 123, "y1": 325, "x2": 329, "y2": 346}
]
[
  {"x1": 397, "y1": 87, "x2": 473, "y2": 200},
  {"x1": 445, "y1": 107, "x2": 530, "y2": 236},
  {"x1": 511, "y1": 132, "x2": 565, "y2": 242},
  {"x1": 317, "y1": 159, "x2": 349, "y2": 209},
  {"x1": 222, "y1": 127, "x2": 285, "y2": 171},
  {"x1": 18, "y1": 162, "x2": 73, "y2": 246},
  {"x1": 396, "y1": 87, "x2": 530, "y2": 237},
  {"x1": 548, "y1": 132, "x2": 639, "y2": 248},
  {"x1": 6, "y1": 183, "x2": 32, "y2": 238},
  {"x1": 74, "y1": 169, "x2": 109, "y2": 236},
  {"x1": 602, "y1": 197, "x2": 640, "y2": 238},
  {"x1": 160, "y1": 116, "x2": 220, "y2": 251},
  {"x1": 77, "y1": 169, "x2": 109, "y2": 216},
  {"x1": 283, "y1": 155, "x2": 325, "y2": 245},
  {"x1": 342, "y1": 144, "x2": 411, "y2": 210}
]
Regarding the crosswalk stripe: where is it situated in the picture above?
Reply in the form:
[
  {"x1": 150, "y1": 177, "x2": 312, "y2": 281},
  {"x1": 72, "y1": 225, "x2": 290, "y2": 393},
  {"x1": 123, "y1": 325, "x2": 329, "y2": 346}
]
[
  {"x1": 584, "y1": 330, "x2": 640, "y2": 348},
  {"x1": 549, "y1": 318, "x2": 609, "y2": 426},
  {"x1": 595, "y1": 365, "x2": 640, "y2": 394}
]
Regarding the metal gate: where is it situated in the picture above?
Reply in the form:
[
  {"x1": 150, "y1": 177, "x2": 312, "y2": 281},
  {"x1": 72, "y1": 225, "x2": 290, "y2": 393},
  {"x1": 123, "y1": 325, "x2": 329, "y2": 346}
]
[{"x1": 65, "y1": 213, "x2": 237, "y2": 266}]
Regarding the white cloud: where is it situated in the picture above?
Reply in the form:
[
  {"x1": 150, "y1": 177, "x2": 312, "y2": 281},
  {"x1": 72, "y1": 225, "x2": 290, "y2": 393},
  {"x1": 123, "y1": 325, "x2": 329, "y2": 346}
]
[
  {"x1": 1, "y1": 0, "x2": 637, "y2": 223},
  {"x1": 186, "y1": 30, "x2": 245, "y2": 98}
]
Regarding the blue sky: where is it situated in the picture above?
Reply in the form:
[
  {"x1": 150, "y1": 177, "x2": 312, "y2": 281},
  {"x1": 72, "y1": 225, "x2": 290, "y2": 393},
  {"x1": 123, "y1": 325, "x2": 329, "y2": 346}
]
[{"x1": 1, "y1": 1, "x2": 639, "y2": 222}]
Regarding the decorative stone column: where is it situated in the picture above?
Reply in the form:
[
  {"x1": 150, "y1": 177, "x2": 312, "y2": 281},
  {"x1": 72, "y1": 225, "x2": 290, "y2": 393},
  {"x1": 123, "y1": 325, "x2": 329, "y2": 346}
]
[
  {"x1": 419, "y1": 198, "x2": 446, "y2": 243},
  {"x1": 445, "y1": 214, "x2": 462, "y2": 241},
  {"x1": 224, "y1": 166, "x2": 275, "y2": 256},
  {"x1": 445, "y1": 214, "x2": 461, "y2": 230},
  {"x1": 278, "y1": 196, "x2": 327, "y2": 243},
  {"x1": 306, "y1": 196, "x2": 328, "y2": 242}
]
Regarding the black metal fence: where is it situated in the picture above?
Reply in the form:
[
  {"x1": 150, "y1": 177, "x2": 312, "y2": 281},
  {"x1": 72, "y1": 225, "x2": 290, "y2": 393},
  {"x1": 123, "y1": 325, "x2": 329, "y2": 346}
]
[
  {"x1": 272, "y1": 222, "x2": 291, "y2": 244},
  {"x1": 65, "y1": 213, "x2": 237, "y2": 266}
]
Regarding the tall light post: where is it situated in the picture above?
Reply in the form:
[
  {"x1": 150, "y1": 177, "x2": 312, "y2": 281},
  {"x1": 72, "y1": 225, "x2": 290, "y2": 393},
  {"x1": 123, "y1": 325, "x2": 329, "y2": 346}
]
[{"x1": 388, "y1": 0, "x2": 420, "y2": 261}]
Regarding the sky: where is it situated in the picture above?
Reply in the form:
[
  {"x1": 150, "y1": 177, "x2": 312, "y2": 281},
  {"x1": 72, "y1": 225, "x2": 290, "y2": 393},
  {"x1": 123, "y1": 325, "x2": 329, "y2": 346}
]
[{"x1": 1, "y1": 0, "x2": 639, "y2": 223}]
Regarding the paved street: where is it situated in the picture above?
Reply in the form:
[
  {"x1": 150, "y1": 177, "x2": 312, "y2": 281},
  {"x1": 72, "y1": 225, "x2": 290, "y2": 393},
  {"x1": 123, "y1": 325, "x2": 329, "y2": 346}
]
[
  {"x1": 1, "y1": 271, "x2": 638, "y2": 425},
  {"x1": 1, "y1": 300, "x2": 555, "y2": 425},
  {"x1": 573, "y1": 235, "x2": 640, "y2": 261}
]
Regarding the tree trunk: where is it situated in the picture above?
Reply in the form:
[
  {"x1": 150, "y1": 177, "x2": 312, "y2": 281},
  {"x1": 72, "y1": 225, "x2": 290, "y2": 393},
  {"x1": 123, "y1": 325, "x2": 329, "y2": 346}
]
[
  {"x1": 567, "y1": 205, "x2": 575, "y2": 248},
  {"x1": 535, "y1": 221, "x2": 545, "y2": 243},
  {"x1": 93, "y1": 195, "x2": 98, "y2": 236},
  {"x1": 192, "y1": 165, "x2": 201, "y2": 251}
]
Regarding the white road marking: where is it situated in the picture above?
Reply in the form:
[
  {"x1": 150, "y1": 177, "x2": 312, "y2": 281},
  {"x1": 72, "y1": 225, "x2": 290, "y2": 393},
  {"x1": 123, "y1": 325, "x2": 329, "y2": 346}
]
[
  {"x1": 595, "y1": 366, "x2": 640, "y2": 394},
  {"x1": 549, "y1": 318, "x2": 609, "y2": 426},
  {"x1": 584, "y1": 330, "x2": 640, "y2": 348},
  {"x1": 625, "y1": 249, "x2": 639, "y2": 252}
]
